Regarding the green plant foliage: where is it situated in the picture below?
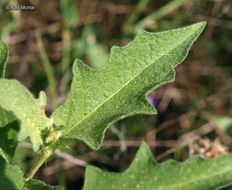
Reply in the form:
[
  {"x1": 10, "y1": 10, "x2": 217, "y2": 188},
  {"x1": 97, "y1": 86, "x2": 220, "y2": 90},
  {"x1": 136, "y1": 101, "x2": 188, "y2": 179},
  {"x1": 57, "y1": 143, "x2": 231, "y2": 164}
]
[
  {"x1": 83, "y1": 141, "x2": 232, "y2": 190},
  {"x1": 52, "y1": 22, "x2": 206, "y2": 150},
  {"x1": 0, "y1": 80, "x2": 53, "y2": 151},
  {"x1": 86, "y1": 43, "x2": 109, "y2": 69},
  {"x1": 23, "y1": 180, "x2": 63, "y2": 190},
  {"x1": 211, "y1": 116, "x2": 232, "y2": 136},
  {"x1": 0, "y1": 110, "x2": 19, "y2": 161},
  {"x1": 0, "y1": 108, "x2": 16, "y2": 128},
  {"x1": 0, "y1": 156, "x2": 63, "y2": 190},
  {"x1": 59, "y1": 0, "x2": 78, "y2": 29},
  {"x1": 134, "y1": 0, "x2": 189, "y2": 33},
  {"x1": 0, "y1": 41, "x2": 8, "y2": 78},
  {"x1": 0, "y1": 42, "x2": 19, "y2": 161}
]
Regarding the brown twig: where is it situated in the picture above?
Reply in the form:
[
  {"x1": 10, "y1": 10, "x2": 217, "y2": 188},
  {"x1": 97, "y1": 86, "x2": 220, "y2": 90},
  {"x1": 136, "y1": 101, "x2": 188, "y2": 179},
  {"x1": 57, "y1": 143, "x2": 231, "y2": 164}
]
[
  {"x1": 103, "y1": 140, "x2": 177, "y2": 148},
  {"x1": 55, "y1": 150, "x2": 87, "y2": 167}
]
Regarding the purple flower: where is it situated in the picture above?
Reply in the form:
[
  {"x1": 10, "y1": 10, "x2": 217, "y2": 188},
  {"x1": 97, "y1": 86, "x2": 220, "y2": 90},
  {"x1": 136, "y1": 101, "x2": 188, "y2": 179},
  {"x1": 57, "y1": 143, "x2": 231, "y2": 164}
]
[{"x1": 148, "y1": 96, "x2": 158, "y2": 107}]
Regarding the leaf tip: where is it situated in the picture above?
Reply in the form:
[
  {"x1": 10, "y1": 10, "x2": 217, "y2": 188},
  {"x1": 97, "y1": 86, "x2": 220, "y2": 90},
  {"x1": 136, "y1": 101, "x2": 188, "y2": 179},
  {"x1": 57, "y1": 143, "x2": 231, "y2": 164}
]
[
  {"x1": 131, "y1": 141, "x2": 156, "y2": 164},
  {"x1": 192, "y1": 21, "x2": 207, "y2": 33}
]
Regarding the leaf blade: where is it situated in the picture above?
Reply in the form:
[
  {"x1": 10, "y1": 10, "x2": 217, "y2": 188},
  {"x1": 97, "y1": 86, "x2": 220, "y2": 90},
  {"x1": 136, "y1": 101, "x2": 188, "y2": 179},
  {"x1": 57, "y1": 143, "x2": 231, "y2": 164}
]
[
  {"x1": 83, "y1": 142, "x2": 232, "y2": 190},
  {"x1": 0, "y1": 117, "x2": 19, "y2": 162},
  {"x1": 0, "y1": 156, "x2": 63, "y2": 190},
  {"x1": 0, "y1": 156, "x2": 24, "y2": 189},
  {"x1": 0, "y1": 41, "x2": 19, "y2": 161},
  {"x1": 24, "y1": 180, "x2": 63, "y2": 190},
  {"x1": 0, "y1": 41, "x2": 8, "y2": 78},
  {"x1": 0, "y1": 79, "x2": 52, "y2": 151},
  {"x1": 53, "y1": 22, "x2": 206, "y2": 149}
]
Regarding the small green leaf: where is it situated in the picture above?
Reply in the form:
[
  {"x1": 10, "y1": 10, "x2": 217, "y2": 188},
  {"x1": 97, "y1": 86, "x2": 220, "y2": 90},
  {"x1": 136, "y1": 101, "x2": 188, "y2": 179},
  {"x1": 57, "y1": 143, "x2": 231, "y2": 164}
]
[
  {"x1": 0, "y1": 156, "x2": 63, "y2": 190},
  {"x1": 0, "y1": 41, "x2": 8, "y2": 78},
  {"x1": 53, "y1": 22, "x2": 206, "y2": 150},
  {"x1": 83, "y1": 142, "x2": 232, "y2": 190},
  {"x1": 0, "y1": 79, "x2": 53, "y2": 151}
]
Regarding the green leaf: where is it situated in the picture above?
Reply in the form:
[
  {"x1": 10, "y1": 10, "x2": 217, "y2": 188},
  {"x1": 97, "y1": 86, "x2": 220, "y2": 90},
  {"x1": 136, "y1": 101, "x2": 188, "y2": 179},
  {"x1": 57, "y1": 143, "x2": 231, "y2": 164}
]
[
  {"x1": 83, "y1": 142, "x2": 232, "y2": 190},
  {"x1": 53, "y1": 22, "x2": 206, "y2": 150},
  {"x1": 0, "y1": 80, "x2": 53, "y2": 151},
  {"x1": 0, "y1": 107, "x2": 16, "y2": 128},
  {"x1": 0, "y1": 41, "x2": 9, "y2": 78},
  {"x1": 0, "y1": 113, "x2": 19, "y2": 161},
  {"x1": 0, "y1": 156, "x2": 24, "y2": 189},
  {"x1": 0, "y1": 41, "x2": 19, "y2": 161},
  {"x1": 23, "y1": 180, "x2": 63, "y2": 190},
  {"x1": 0, "y1": 156, "x2": 63, "y2": 190}
]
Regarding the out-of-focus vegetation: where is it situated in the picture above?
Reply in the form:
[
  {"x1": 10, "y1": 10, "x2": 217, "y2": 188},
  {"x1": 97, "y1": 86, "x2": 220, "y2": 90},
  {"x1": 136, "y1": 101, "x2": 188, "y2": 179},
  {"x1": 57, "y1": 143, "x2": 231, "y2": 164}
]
[{"x1": 0, "y1": 0, "x2": 232, "y2": 189}]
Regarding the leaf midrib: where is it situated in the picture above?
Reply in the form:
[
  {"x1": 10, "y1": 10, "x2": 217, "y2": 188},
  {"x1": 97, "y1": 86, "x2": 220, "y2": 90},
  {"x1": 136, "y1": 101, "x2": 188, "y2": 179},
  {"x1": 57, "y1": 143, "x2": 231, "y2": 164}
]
[{"x1": 63, "y1": 27, "x2": 199, "y2": 137}]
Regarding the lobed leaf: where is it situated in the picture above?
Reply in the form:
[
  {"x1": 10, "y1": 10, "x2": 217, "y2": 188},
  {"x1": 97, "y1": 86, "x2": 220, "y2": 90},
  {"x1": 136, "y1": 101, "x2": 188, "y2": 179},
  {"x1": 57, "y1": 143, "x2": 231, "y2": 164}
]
[
  {"x1": 83, "y1": 141, "x2": 232, "y2": 190},
  {"x1": 0, "y1": 156, "x2": 63, "y2": 190},
  {"x1": 0, "y1": 43, "x2": 19, "y2": 161},
  {"x1": 53, "y1": 22, "x2": 206, "y2": 150},
  {"x1": 0, "y1": 80, "x2": 52, "y2": 151}
]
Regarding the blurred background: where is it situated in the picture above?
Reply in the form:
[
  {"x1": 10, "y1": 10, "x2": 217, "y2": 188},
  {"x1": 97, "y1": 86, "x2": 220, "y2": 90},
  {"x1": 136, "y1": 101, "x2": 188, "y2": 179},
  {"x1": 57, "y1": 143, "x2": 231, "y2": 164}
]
[{"x1": 0, "y1": 0, "x2": 232, "y2": 189}]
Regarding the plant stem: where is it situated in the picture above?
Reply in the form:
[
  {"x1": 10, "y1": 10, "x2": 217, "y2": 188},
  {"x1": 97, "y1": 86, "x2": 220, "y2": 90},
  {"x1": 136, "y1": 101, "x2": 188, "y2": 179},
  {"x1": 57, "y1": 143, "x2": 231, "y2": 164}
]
[
  {"x1": 25, "y1": 145, "x2": 55, "y2": 180},
  {"x1": 61, "y1": 28, "x2": 72, "y2": 74},
  {"x1": 26, "y1": 129, "x2": 62, "y2": 180},
  {"x1": 36, "y1": 31, "x2": 58, "y2": 109},
  {"x1": 134, "y1": 0, "x2": 190, "y2": 32},
  {"x1": 123, "y1": 0, "x2": 150, "y2": 34}
]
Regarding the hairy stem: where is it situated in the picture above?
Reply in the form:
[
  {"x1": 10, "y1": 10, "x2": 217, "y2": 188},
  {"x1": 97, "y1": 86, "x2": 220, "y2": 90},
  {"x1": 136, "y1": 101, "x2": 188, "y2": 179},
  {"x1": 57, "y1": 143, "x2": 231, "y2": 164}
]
[
  {"x1": 25, "y1": 129, "x2": 62, "y2": 180},
  {"x1": 26, "y1": 129, "x2": 61, "y2": 180},
  {"x1": 25, "y1": 146, "x2": 54, "y2": 180}
]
